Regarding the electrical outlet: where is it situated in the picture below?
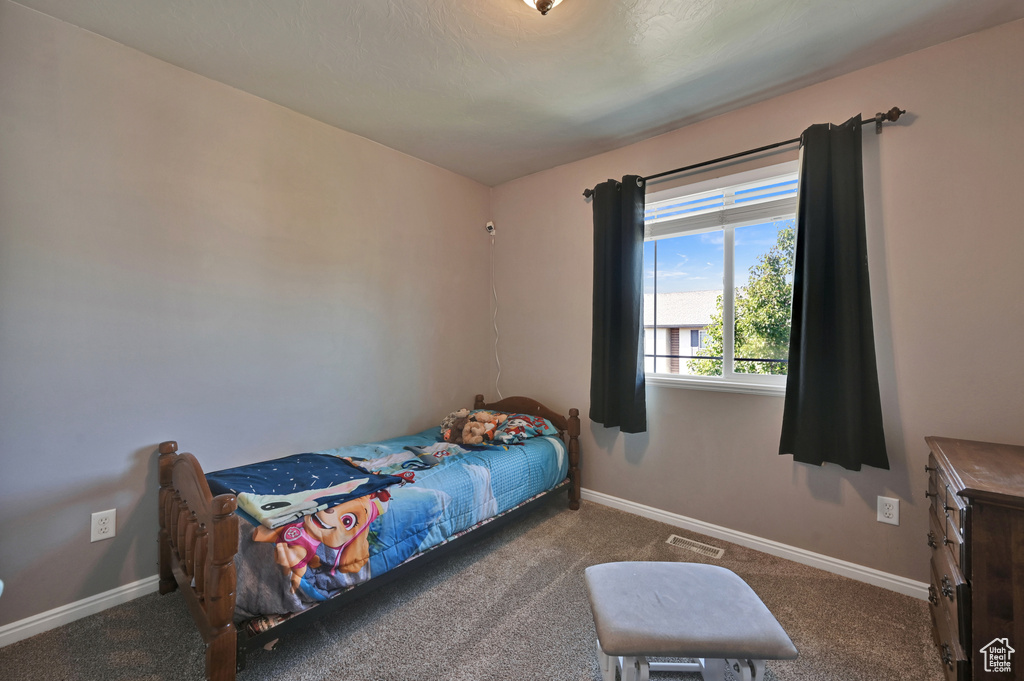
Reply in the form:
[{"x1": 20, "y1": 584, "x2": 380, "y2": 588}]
[
  {"x1": 877, "y1": 496, "x2": 899, "y2": 525},
  {"x1": 91, "y1": 509, "x2": 116, "y2": 542},
  {"x1": 485, "y1": 221, "x2": 496, "y2": 235}
]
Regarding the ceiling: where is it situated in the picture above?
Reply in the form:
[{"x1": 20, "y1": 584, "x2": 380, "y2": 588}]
[{"x1": 14, "y1": 0, "x2": 1024, "y2": 186}]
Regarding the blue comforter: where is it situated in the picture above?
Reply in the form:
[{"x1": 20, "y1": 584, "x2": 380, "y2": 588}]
[{"x1": 207, "y1": 427, "x2": 568, "y2": 618}]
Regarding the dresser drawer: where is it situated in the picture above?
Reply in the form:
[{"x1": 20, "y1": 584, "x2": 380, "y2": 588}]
[
  {"x1": 937, "y1": 465, "x2": 967, "y2": 536},
  {"x1": 927, "y1": 505, "x2": 945, "y2": 554},
  {"x1": 926, "y1": 457, "x2": 971, "y2": 577},
  {"x1": 943, "y1": 510, "x2": 969, "y2": 578},
  {"x1": 930, "y1": 531, "x2": 972, "y2": 654},
  {"x1": 927, "y1": 455, "x2": 943, "y2": 514},
  {"x1": 929, "y1": 591, "x2": 971, "y2": 681}
]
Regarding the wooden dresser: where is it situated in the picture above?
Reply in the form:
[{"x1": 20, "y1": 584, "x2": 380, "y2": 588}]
[{"x1": 926, "y1": 436, "x2": 1024, "y2": 681}]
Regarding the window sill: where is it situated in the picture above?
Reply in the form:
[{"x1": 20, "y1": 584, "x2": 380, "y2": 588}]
[{"x1": 646, "y1": 374, "x2": 786, "y2": 397}]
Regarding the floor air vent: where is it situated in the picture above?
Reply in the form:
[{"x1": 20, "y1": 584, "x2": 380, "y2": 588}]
[{"x1": 666, "y1": 534, "x2": 724, "y2": 559}]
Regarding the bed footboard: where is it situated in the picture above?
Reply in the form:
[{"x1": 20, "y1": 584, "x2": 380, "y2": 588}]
[{"x1": 158, "y1": 441, "x2": 239, "y2": 681}]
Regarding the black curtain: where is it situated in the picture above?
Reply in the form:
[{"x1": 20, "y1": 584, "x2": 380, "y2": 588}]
[
  {"x1": 590, "y1": 175, "x2": 647, "y2": 433},
  {"x1": 779, "y1": 116, "x2": 888, "y2": 470}
]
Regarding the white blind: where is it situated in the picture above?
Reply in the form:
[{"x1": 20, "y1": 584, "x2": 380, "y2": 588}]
[{"x1": 645, "y1": 174, "x2": 798, "y2": 240}]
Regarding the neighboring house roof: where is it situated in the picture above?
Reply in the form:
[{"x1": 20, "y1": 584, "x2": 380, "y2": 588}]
[{"x1": 644, "y1": 290, "x2": 721, "y2": 327}]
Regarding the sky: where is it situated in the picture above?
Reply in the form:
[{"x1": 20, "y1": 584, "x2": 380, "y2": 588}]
[{"x1": 644, "y1": 219, "x2": 795, "y2": 294}]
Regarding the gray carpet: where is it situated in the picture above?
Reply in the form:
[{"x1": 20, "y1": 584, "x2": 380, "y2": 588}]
[{"x1": 0, "y1": 499, "x2": 944, "y2": 680}]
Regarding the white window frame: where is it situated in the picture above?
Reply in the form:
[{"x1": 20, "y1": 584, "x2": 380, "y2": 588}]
[{"x1": 644, "y1": 161, "x2": 798, "y2": 397}]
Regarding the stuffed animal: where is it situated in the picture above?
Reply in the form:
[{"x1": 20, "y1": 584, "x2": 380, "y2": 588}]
[
  {"x1": 441, "y1": 409, "x2": 510, "y2": 444},
  {"x1": 443, "y1": 415, "x2": 470, "y2": 444},
  {"x1": 462, "y1": 420, "x2": 488, "y2": 445},
  {"x1": 472, "y1": 410, "x2": 508, "y2": 425},
  {"x1": 441, "y1": 409, "x2": 471, "y2": 443},
  {"x1": 471, "y1": 411, "x2": 507, "y2": 441}
]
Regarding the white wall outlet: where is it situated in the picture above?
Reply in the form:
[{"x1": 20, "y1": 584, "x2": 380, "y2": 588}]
[
  {"x1": 485, "y1": 221, "x2": 496, "y2": 235},
  {"x1": 91, "y1": 509, "x2": 116, "y2": 542},
  {"x1": 877, "y1": 496, "x2": 899, "y2": 525}
]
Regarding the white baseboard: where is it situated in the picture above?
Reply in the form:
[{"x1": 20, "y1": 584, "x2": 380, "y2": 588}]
[
  {"x1": 581, "y1": 488, "x2": 929, "y2": 601},
  {"x1": 0, "y1": 491, "x2": 927, "y2": 647},
  {"x1": 0, "y1": 575, "x2": 160, "y2": 648}
]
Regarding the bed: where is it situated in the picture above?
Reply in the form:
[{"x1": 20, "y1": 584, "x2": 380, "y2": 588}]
[{"x1": 157, "y1": 394, "x2": 581, "y2": 681}]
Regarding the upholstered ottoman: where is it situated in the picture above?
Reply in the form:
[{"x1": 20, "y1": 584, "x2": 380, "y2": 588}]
[{"x1": 583, "y1": 562, "x2": 798, "y2": 681}]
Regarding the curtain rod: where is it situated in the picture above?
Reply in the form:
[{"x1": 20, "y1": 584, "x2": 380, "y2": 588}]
[{"x1": 583, "y1": 107, "x2": 905, "y2": 197}]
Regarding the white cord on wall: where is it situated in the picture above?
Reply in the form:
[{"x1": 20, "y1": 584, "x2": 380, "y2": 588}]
[{"x1": 490, "y1": 231, "x2": 503, "y2": 400}]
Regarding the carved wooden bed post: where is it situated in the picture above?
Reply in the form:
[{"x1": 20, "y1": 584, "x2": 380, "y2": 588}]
[
  {"x1": 206, "y1": 495, "x2": 239, "y2": 681},
  {"x1": 158, "y1": 441, "x2": 180, "y2": 595},
  {"x1": 568, "y1": 408, "x2": 581, "y2": 510}
]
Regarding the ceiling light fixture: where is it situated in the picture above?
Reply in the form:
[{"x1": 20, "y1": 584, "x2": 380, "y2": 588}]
[{"x1": 523, "y1": 0, "x2": 563, "y2": 15}]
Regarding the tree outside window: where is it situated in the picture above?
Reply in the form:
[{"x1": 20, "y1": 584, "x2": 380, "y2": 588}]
[{"x1": 689, "y1": 222, "x2": 794, "y2": 376}]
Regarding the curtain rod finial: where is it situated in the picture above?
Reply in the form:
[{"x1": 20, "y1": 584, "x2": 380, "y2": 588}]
[
  {"x1": 583, "y1": 188, "x2": 594, "y2": 199},
  {"x1": 875, "y1": 107, "x2": 906, "y2": 133}
]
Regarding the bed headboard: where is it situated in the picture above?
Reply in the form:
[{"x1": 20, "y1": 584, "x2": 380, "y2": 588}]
[{"x1": 474, "y1": 394, "x2": 569, "y2": 432}]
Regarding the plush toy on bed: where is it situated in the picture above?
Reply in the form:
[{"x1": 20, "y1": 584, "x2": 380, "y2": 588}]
[
  {"x1": 440, "y1": 408, "x2": 470, "y2": 443},
  {"x1": 441, "y1": 409, "x2": 469, "y2": 444},
  {"x1": 471, "y1": 410, "x2": 507, "y2": 442},
  {"x1": 461, "y1": 420, "x2": 487, "y2": 445},
  {"x1": 472, "y1": 410, "x2": 507, "y2": 426},
  {"x1": 441, "y1": 409, "x2": 508, "y2": 445}
]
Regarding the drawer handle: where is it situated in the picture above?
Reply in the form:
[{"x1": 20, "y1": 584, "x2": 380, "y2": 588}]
[
  {"x1": 941, "y1": 575, "x2": 955, "y2": 601},
  {"x1": 941, "y1": 643, "x2": 953, "y2": 669},
  {"x1": 927, "y1": 532, "x2": 937, "y2": 549},
  {"x1": 928, "y1": 585, "x2": 939, "y2": 606}
]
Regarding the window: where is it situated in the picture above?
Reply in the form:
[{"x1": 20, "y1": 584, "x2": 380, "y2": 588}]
[{"x1": 643, "y1": 162, "x2": 798, "y2": 395}]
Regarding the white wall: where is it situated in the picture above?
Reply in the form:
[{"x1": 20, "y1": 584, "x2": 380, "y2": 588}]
[
  {"x1": 0, "y1": 1, "x2": 492, "y2": 627},
  {"x1": 491, "y1": 18, "x2": 1024, "y2": 582}
]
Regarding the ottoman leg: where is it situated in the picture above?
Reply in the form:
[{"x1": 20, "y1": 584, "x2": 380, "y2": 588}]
[
  {"x1": 725, "y1": 658, "x2": 766, "y2": 681},
  {"x1": 596, "y1": 641, "x2": 616, "y2": 681},
  {"x1": 621, "y1": 656, "x2": 649, "y2": 681}
]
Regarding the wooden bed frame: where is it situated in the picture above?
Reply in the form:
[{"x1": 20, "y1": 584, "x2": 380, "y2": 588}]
[{"x1": 157, "y1": 395, "x2": 581, "y2": 681}]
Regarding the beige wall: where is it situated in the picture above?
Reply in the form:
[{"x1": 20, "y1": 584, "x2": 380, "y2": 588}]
[
  {"x1": 0, "y1": 2, "x2": 492, "y2": 627},
  {"x1": 491, "y1": 18, "x2": 1024, "y2": 582},
  {"x1": 2, "y1": 0, "x2": 1022, "y2": 633}
]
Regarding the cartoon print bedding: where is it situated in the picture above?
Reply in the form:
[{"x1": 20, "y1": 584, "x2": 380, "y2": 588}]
[{"x1": 205, "y1": 423, "x2": 568, "y2": 620}]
